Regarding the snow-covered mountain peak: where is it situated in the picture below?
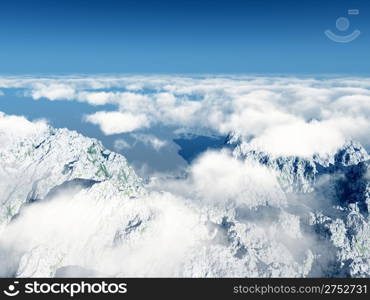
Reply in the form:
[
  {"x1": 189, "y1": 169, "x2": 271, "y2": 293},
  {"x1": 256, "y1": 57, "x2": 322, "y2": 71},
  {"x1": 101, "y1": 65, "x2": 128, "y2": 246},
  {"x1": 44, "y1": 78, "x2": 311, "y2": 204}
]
[
  {"x1": 0, "y1": 125, "x2": 143, "y2": 228},
  {"x1": 333, "y1": 141, "x2": 369, "y2": 167}
]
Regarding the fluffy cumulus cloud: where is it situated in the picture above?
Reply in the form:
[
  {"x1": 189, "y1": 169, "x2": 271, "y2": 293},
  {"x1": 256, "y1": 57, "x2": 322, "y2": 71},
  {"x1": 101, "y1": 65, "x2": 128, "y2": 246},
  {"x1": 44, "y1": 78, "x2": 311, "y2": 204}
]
[
  {"x1": 84, "y1": 111, "x2": 149, "y2": 134},
  {"x1": 240, "y1": 117, "x2": 369, "y2": 157},
  {"x1": 189, "y1": 150, "x2": 286, "y2": 207},
  {"x1": 0, "y1": 186, "x2": 203, "y2": 277},
  {"x1": 1, "y1": 75, "x2": 370, "y2": 157},
  {"x1": 76, "y1": 91, "x2": 116, "y2": 105},
  {"x1": 147, "y1": 149, "x2": 286, "y2": 209},
  {"x1": 0, "y1": 112, "x2": 48, "y2": 148},
  {"x1": 30, "y1": 83, "x2": 76, "y2": 100}
]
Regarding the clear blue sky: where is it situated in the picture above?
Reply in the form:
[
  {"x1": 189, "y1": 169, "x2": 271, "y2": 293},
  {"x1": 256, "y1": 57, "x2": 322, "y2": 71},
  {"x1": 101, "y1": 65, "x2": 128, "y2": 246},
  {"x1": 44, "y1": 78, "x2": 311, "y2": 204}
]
[{"x1": 0, "y1": 0, "x2": 368, "y2": 74}]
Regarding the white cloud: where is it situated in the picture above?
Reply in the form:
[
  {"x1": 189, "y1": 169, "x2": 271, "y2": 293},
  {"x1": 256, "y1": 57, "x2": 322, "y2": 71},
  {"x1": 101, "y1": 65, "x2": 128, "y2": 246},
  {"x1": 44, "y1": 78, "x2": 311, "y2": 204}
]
[
  {"x1": 189, "y1": 150, "x2": 286, "y2": 207},
  {"x1": 85, "y1": 111, "x2": 150, "y2": 134},
  {"x1": 131, "y1": 134, "x2": 168, "y2": 151},
  {"x1": 153, "y1": 93, "x2": 202, "y2": 125},
  {"x1": 241, "y1": 119, "x2": 350, "y2": 157},
  {"x1": 1, "y1": 75, "x2": 370, "y2": 157},
  {"x1": 0, "y1": 183, "x2": 205, "y2": 277},
  {"x1": 0, "y1": 112, "x2": 48, "y2": 148},
  {"x1": 30, "y1": 83, "x2": 76, "y2": 100},
  {"x1": 117, "y1": 92, "x2": 152, "y2": 111},
  {"x1": 76, "y1": 91, "x2": 116, "y2": 105},
  {"x1": 333, "y1": 94, "x2": 370, "y2": 117},
  {"x1": 148, "y1": 149, "x2": 286, "y2": 208}
]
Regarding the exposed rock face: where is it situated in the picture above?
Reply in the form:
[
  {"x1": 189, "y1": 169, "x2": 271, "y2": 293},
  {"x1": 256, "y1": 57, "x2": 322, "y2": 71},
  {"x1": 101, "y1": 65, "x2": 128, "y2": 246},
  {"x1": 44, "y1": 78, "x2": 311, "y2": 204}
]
[{"x1": 233, "y1": 137, "x2": 370, "y2": 277}]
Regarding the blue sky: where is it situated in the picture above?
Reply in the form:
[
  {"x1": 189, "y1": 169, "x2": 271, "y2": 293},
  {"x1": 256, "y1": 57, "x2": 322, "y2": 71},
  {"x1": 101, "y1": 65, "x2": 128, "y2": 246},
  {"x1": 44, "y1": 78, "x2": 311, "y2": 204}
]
[{"x1": 0, "y1": 0, "x2": 369, "y2": 74}]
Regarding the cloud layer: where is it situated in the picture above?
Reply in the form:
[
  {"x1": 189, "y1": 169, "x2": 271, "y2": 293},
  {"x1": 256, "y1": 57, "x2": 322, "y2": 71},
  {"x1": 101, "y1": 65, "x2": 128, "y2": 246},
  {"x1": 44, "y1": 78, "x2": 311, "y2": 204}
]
[{"x1": 1, "y1": 75, "x2": 370, "y2": 157}]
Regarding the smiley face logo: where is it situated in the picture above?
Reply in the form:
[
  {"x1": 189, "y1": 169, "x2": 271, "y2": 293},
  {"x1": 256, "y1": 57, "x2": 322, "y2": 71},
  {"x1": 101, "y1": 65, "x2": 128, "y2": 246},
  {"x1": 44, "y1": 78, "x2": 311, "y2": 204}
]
[
  {"x1": 3, "y1": 282, "x2": 20, "y2": 297},
  {"x1": 325, "y1": 10, "x2": 360, "y2": 43}
]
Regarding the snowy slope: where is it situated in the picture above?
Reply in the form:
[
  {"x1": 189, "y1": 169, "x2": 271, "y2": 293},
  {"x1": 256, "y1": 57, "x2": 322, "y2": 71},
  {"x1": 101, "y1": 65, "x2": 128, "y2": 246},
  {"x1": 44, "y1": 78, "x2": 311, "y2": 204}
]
[{"x1": 0, "y1": 124, "x2": 143, "y2": 231}]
